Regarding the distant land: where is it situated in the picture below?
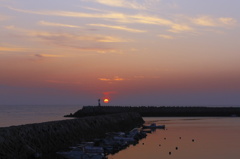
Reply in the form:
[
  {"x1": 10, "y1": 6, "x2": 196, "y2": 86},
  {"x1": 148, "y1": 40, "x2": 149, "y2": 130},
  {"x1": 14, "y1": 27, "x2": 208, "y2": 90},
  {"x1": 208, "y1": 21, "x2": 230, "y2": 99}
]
[{"x1": 65, "y1": 106, "x2": 240, "y2": 117}]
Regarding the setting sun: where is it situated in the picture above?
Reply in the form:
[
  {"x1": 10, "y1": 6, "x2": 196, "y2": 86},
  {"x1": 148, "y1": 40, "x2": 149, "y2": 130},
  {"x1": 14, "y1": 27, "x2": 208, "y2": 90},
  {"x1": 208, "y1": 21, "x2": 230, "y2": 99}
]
[{"x1": 104, "y1": 98, "x2": 109, "y2": 103}]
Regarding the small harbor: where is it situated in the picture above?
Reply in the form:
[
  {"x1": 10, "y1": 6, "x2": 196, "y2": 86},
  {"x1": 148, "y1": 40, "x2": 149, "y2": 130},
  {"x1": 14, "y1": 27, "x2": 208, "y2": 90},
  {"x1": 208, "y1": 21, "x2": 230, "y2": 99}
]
[{"x1": 57, "y1": 123, "x2": 165, "y2": 159}]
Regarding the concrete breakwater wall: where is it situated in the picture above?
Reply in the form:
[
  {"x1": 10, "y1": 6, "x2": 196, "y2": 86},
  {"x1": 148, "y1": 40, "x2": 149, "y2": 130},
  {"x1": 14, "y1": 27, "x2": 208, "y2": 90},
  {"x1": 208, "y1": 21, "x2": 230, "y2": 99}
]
[
  {"x1": 67, "y1": 106, "x2": 240, "y2": 117},
  {"x1": 0, "y1": 112, "x2": 144, "y2": 159}
]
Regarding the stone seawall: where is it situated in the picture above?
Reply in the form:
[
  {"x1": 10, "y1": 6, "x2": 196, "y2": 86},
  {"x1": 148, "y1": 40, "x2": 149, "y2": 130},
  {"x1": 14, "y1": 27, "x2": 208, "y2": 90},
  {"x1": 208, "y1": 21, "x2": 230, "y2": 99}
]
[
  {"x1": 0, "y1": 112, "x2": 144, "y2": 159},
  {"x1": 67, "y1": 106, "x2": 240, "y2": 117}
]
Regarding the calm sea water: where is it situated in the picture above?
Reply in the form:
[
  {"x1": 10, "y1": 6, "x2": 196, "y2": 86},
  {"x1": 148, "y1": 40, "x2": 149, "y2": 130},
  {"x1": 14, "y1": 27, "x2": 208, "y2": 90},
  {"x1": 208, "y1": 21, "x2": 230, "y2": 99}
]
[
  {"x1": 1, "y1": 105, "x2": 240, "y2": 159},
  {"x1": 0, "y1": 105, "x2": 82, "y2": 127},
  {"x1": 109, "y1": 117, "x2": 240, "y2": 159}
]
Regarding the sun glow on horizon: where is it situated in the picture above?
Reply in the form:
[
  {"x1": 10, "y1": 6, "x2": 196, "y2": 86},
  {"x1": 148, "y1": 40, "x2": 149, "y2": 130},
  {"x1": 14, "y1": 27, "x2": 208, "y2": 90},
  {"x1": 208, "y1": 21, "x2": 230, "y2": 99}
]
[{"x1": 104, "y1": 98, "x2": 109, "y2": 103}]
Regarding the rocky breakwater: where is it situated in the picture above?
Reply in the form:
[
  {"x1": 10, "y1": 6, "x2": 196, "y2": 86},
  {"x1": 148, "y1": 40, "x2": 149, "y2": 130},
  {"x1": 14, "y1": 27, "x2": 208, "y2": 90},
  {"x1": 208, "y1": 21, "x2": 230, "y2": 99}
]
[
  {"x1": 66, "y1": 106, "x2": 240, "y2": 117},
  {"x1": 0, "y1": 112, "x2": 144, "y2": 159}
]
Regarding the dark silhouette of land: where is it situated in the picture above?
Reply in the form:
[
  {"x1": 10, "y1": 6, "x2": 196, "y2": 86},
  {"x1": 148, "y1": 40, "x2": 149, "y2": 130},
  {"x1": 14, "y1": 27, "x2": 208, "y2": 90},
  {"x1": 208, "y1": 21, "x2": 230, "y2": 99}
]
[
  {"x1": 65, "y1": 106, "x2": 240, "y2": 117},
  {"x1": 0, "y1": 112, "x2": 143, "y2": 159}
]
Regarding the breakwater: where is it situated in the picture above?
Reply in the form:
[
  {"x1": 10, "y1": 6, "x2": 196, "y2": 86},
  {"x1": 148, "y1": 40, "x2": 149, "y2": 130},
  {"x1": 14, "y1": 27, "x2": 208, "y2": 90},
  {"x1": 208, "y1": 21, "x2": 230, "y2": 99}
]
[
  {"x1": 66, "y1": 106, "x2": 240, "y2": 117},
  {"x1": 0, "y1": 112, "x2": 144, "y2": 159}
]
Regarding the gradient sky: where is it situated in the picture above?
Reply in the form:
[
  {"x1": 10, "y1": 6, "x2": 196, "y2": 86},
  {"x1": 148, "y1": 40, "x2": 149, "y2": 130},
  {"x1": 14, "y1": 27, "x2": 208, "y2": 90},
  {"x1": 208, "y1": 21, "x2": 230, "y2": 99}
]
[{"x1": 1, "y1": 0, "x2": 240, "y2": 106}]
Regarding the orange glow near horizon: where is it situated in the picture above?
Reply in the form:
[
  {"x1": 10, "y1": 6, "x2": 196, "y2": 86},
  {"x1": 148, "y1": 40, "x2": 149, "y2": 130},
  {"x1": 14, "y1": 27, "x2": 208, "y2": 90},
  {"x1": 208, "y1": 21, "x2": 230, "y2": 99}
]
[{"x1": 104, "y1": 98, "x2": 109, "y2": 103}]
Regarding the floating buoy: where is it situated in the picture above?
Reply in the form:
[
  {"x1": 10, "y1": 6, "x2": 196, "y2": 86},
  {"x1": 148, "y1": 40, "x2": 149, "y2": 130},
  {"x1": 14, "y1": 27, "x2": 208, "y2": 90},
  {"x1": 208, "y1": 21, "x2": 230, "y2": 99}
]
[
  {"x1": 179, "y1": 137, "x2": 181, "y2": 139},
  {"x1": 142, "y1": 143, "x2": 144, "y2": 145},
  {"x1": 159, "y1": 144, "x2": 161, "y2": 146},
  {"x1": 176, "y1": 146, "x2": 178, "y2": 150},
  {"x1": 192, "y1": 139, "x2": 195, "y2": 142},
  {"x1": 164, "y1": 137, "x2": 166, "y2": 140},
  {"x1": 169, "y1": 152, "x2": 172, "y2": 155}
]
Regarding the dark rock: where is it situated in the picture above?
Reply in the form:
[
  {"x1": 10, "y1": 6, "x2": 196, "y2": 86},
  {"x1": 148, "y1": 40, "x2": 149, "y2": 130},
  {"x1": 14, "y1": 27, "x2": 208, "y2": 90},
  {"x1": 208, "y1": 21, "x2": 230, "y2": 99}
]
[{"x1": 66, "y1": 106, "x2": 240, "y2": 117}]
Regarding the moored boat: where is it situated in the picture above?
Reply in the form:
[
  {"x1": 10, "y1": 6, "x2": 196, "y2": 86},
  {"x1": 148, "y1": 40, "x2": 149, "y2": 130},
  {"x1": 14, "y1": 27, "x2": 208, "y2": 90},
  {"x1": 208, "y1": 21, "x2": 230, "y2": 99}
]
[{"x1": 143, "y1": 123, "x2": 165, "y2": 129}]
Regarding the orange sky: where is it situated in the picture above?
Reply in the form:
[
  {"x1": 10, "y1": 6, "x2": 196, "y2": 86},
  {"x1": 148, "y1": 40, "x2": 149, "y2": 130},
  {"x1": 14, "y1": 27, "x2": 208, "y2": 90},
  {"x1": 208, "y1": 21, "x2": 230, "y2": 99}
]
[{"x1": 0, "y1": 0, "x2": 240, "y2": 105}]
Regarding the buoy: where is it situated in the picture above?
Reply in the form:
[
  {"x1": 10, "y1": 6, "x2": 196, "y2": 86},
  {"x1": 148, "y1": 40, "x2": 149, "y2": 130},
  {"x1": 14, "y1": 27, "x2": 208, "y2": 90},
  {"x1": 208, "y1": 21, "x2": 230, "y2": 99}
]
[
  {"x1": 142, "y1": 143, "x2": 144, "y2": 145},
  {"x1": 192, "y1": 139, "x2": 195, "y2": 142},
  {"x1": 179, "y1": 137, "x2": 181, "y2": 139},
  {"x1": 176, "y1": 147, "x2": 178, "y2": 150},
  {"x1": 164, "y1": 137, "x2": 166, "y2": 140},
  {"x1": 169, "y1": 152, "x2": 172, "y2": 155},
  {"x1": 159, "y1": 144, "x2": 161, "y2": 146}
]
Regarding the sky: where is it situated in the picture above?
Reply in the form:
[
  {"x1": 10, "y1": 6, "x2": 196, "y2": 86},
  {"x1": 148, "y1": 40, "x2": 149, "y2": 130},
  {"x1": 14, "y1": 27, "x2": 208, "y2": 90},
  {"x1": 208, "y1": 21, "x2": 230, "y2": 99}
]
[{"x1": 0, "y1": 0, "x2": 240, "y2": 106}]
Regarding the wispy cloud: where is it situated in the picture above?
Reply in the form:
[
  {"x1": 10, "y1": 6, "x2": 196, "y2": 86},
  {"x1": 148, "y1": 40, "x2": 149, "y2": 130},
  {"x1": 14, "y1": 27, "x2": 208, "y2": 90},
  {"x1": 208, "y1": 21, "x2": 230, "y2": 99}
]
[
  {"x1": 8, "y1": 6, "x2": 125, "y2": 19},
  {"x1": 5, "y1": 25, "x2": 127, "y2": 54},
  {"x1": 98, "y1": 76, "x2": 126, "y2": 82},
  {"x1": 82, "y1": 7, "x2": 109, "y2": 13},
  {"x1": 114, "y1": 77, "x2": 125, "y2": 81},
  {"x1": 8, "y1": 7, "x2": 193, "y2": 33},
  {"x1": 218, "y1": 17, "x2": 237, "y2": 26},
  {"x1": 192, "y1": 16, "x2": 237, "y2": 27},
  {"x1": 88, "y1": 23, "x2": 147, "y2": 33},
  {"x1": 0, "y1": 46, "x2": 29, "y2": 52},
  {"x1": 6, "y1": 24, "x2": 127, "y2": 43},
  {"x1": 158, "y1": 34, "x2": 175, "y2": 39},
  {"x1": 169, "y1": 24, "x2": 193, "y2": 33},
  {"x1": 98, "y1": 78, "x2": 112, "y2": 81},
  {"x1": 89, "y1": 0, "x2": 146, "y2": 10},
  {"x1": 130, "y1": 14, "x2": 194, "y2": 33},
  {"x1": 97, "y1": 36, "x2": 127, "y2": 42},
  {"x1": 38, "y1": 21, "x2": 82, "y2": 28},
  {"x1": 30, "y1": 30, "x2": 126, "y2": 43},
  {"x1": 34, "y1": 54, "x2": 65, "y2": 58},
  {"x1": 192, "y1": 16, "x2": 217, "y2": 26},
  {"x1": 98, "y1": 75, "x2": 162, "y2": 83},
  {"x1": 8, "y1": 6, "x2": 236, "y2": 36},
  {"x1": 3, "y1": 25, "x2": 124, "y2": 54}
]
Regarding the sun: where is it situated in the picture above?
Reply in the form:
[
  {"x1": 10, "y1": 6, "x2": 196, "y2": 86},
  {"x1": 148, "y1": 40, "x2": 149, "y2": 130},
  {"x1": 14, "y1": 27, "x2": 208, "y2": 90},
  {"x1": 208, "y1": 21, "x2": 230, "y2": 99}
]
[{"x1": 104, "y1": 98, "x2": 109, "y2": 103}]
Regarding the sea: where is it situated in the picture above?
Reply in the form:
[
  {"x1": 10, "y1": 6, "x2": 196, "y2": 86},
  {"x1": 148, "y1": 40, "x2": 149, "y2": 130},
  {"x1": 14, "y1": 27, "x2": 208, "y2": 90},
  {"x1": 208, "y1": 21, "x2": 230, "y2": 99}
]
[
  {"x1": 1, "y1": 105, "x2": 240, "y2": 159},
  {"x1": 0, "y1": 105, "x2": 82, "y2": 127},
  {"x1": 109, "y1": 117, "x2": 240, "y2": 159}
]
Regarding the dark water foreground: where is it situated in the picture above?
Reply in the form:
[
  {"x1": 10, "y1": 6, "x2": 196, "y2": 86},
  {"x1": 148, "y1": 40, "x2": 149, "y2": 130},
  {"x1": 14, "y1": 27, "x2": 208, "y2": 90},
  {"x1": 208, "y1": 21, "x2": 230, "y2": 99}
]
[
  {"x1": 109, "y1": 117, "x2": 240, "y2": 159},
  {"x1": 0, "y1": 112, "x2": 143, "y2": 159},
  {"x1": 66, "y1": 106, "x2": 240, "y2": 117}
]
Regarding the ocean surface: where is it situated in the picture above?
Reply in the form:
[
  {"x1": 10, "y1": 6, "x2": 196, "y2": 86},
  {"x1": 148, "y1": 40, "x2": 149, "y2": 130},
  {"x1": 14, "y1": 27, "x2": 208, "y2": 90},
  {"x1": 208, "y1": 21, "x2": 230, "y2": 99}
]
[
  {"x1": 0, "y1": 105, "x2": 82, "y2": 127},
  {"x1": 108, "y1": 117, "x2": 240, "y2": 159},
  {"x1": 1, "y1": 105, "x2": 240, "y2": 159}
]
